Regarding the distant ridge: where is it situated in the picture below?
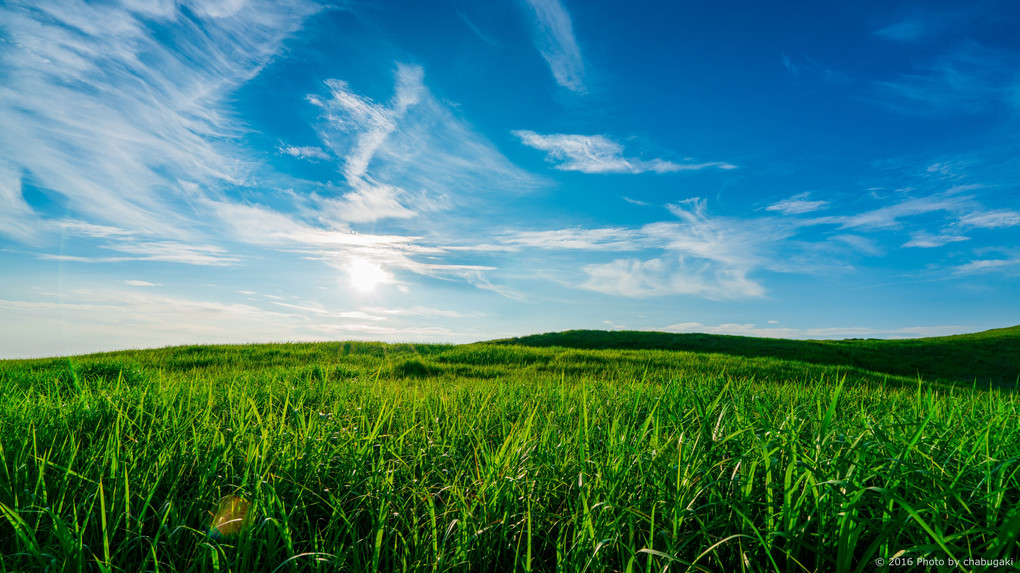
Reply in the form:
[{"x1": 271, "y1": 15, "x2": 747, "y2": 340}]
[{"x1": 491, "y1": 325, "x2": 1020, "y2": 387}]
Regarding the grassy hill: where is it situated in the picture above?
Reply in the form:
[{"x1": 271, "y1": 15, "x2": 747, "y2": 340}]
[
  {"x1": 1, "y1": 331, "x2": 1019, "y2": 572},
  {"x1": 492, "y1": 325, "x2": 1020, "y2": 388}
]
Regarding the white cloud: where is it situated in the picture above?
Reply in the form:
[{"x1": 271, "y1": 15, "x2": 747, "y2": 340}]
[
  {"x1": 202, "y1": 198, "x2": 518, "y2": 296},
  {"x1": 124, "y1": 280, "x2": 160, "y2": 287},
  {"x1": 766, "y1": 192, "x2": 830, "y2": 215},
  {"x1": 513, "y1": 130, "x2": 736, "y2": 174},
  {"x1": 58, "y1": 221, "x2": 134, "y2": 239},
  {"x1": 320, "y1": 184, "x2": 417, "y2": 223},
  {"x1": 582, "y1": 257, "x2": 765, "y2": 300},
  {"x1": 520, "y1": 0, "x2": 585, "y2": 92},
  {"x1": 958, "y1": 209, "x2": 1020, "y2": 229},
  {"x1": 476, "y1": 197, "x2": 817, "y2": 300},
  {"x1": 457, "y1": 269, "x2": 527, "y2": 301},
  {"x1": 39, "y1": 241, "x2": 240, "y2": 266},
  {"x1": 575, "y1": 198, "x2": 778, "y2": 299},
  {"x1": 829, "y1": 193, "x2": 967, "y2": 230},
  {"x1": 311, "y1": 66, "x2": 422, "y2": 186},
  {"x1": 0, "y1": 0, "x2": 320, "y2": 240},
  {"x1": 1, "y1": 0, "x2": 542, "y2": 301},
  {"x1": 502, "y1": 227, "x2": 645, "y2": 251},
  {"x1": 0, "y1": 163, "x2": 42, "y2": 243},
  {"x1": 105, "y1": 241, "x2": 241, "y2": 266},
  {"x1": 903, "y1": 231, "x2": 969, "y2": 248},
  {"x1": 953, "y1": 256, "x2": 1020, "y2": 276},
  {"x1": 278, "y1": 145, "x2": 331, "y2": 161},
  {"x1": 658, "y1": 198, "x2": 775, "y2": 269},
  {"x1": 310, "y1": 65, "x2": 540, "y2": 224}
]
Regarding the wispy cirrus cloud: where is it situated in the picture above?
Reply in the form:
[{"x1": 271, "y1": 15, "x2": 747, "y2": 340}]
[
  {"x1": 32, "y1": 218, "x2": 241, "y2": 266},
  {"x1": 829, "y1": 192, "x2": 969, "y2": 230},
  {"x1": 808, "y1": 188, "x2": 1016, "y2": 242},
  {"x1": 519, "y1": 0, "x2": 585, "y2": 92},
  {"x1": 903, "y1": 231, "x2": 969, "y2": 248},
  {"x1": 321, "y1": 184, "x2": 418, "y2": 223},
  {"x1": 580, "y1": 198, "x2": 780, "y2": 299},
  {"x1": 0, "y1": 164, "x2": 41, "y2": 243},
  {"x1": 310, "y1": 66, "x2": 424, "y2": 186},
  {"x1": 39, "y1": 241, "x2": 241, "y2": 266},
  {"x1": 102, "y1": 242, "x2": 241, "y2": 266},
  {"x1": 623, "y1": 197, "x2": 650, "y2": 206},
  {"x1": 309, "y1": 64, "x2": 541, "y2": 225},
  {"x1": 202, "y1": 198, "x2": 522, "y2": 298},
  {"x1": 486, "y1": 176, "x2": 1020, "y2": 299},
  {"x1": 581, "y1": 256, "x2": 766, "y2": 300},
  {"x1": 958, "y1": 209, "x2": 1020, "y2": 229},
  {"x1": 513, "y1": 131, "x2": 736, "y2": 174},
  {"x1": 124, "y1": 280, "x2": 160, "y2": 287},
  {"x1": 953, "y1": 254, "x2": 1020, "y2": 276},
  {"x1": 0, "y1": 0, "x2": 321, "y2": 239},
  {"x1": 278, "y1": 144, "x2": 331, "y2": 161},
  {"x1": 767, "y1": 192, "x2": 830, "y2": 215},
  {"x1": 873, "y1": 43, "x2": 1018, "y2": 114},
  {"x1": 495, "y1": 198, "x2": 785, "y2": 299},
  {"x1": 501, "y1": 227, "x2": 646, "y2": 251}
]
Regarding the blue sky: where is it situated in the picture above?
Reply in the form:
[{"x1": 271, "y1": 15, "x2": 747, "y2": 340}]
[{"x1": 2, "y1": 0, "x2": 1019, "y2": 358}]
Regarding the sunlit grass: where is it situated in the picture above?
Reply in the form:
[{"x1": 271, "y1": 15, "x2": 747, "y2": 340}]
[{"x1": 1, "y1": 340, "x2": 1018, "y2": 571}]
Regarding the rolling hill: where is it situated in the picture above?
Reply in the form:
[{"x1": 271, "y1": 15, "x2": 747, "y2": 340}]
[{"x1": 491, "y1": 325, "x2": 1020, "y2": 388}]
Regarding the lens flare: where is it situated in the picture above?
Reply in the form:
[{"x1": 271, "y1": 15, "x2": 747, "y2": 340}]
[{"x1": 208, "y1": 494, "x2": 251, "y2": 540}]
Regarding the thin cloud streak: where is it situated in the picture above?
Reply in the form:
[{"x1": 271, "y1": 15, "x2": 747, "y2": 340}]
[
  {"x1": 873, "y1": 43, "x2": 1017, "y2": 114},
  {"x1": 959, "y1": 209, "x2": 1020, "y2": 229},
  {"x1": 39, "y1": 241, "x2": 241, "y2": 266},
  {"x1": 903, "y1": 231, "x2": 969, "y2": 248},
  {"x1": 513, "y1": 131, "x2": 736, "y2": 174},
  {"x1": 520, "y1": 0, "x2": 585, "y2": 92},
  {"x1": 819, "y1": 193, "x2": 969, "y2": 230},
  {"x1": 502, "y1": 228, "x2": 646, "y2": 251},
  {"x1": 767, "y1": 193, "x2": 830, "y2": 215},
  {"x1": 953, "y1": 255, "x2": 1020, "y2": 276}
]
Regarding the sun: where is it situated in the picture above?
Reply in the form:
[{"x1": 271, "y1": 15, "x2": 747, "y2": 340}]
[{"x1": 348, "y1": 258, "x2": 389, "y2": 293}]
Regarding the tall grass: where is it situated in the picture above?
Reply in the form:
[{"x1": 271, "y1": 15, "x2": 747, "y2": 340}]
[{"x1": 1, "y1": 342, "x2": 1018, "y2": 571}]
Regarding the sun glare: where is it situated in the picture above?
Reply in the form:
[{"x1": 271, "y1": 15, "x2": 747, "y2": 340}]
[{"x1": 348, "y1": 258, "x2": 389, "y2": 293}]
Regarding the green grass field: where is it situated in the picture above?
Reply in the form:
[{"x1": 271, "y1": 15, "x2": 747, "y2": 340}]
[{"x1": 1, "y1": 328, "x2": 1018, "y2": 572}]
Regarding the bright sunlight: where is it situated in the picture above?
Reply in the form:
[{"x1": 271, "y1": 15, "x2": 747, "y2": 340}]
[{"x1": 348, "y1": 257, "x2": 389, "y2": 293}]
